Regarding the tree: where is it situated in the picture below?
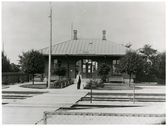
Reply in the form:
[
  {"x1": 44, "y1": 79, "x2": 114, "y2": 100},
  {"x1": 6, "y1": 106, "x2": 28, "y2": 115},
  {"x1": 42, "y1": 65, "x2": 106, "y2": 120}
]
[
  {"x1": 97, "y1": 63, "x2": 110, "y2": 83},
  {"x1": 139, "y1": 44, "x2": 157, "y2": 58},
  {"x1": 138, "y1": 44, "x2": 158, "y2": 82},
  {"x1": 2, "y1": 52, "x2": 11, "y2": 72},
  {"x1": 154, "y1": 52, "x2": 165, "y2": 80},
  {"x1": 19, "y1": 49, "x2": 45, "y2": 84},
  {"x1": 2, "y1": 52, "x2": 21, "y2": 72},
  {"x1": 125, "y1": 42, "x2": 132, "y2": 48},
  {"x1": 119, "y1": 50, "x2": 144, "y2": 86},
  {"x1": 10, "y1": 63, "x2": 20, "y2": 72},
  {"x1": 53, "y1": 66, "x2": 67, "y2": 80}
]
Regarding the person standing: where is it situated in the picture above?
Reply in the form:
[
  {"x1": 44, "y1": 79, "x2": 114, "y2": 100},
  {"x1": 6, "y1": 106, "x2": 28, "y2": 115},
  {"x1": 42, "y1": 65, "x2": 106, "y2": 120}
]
[{"x1": 76, "y1": 71, "x2": 82, "y2": 89}]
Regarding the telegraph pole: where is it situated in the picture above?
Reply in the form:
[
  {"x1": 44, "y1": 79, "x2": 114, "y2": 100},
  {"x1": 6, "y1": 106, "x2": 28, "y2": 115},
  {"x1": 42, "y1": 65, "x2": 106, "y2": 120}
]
[
  {"x1": 48, "y1": 2, "x2": 52, "y2": 88},
  {"x1": 2, "y1": 41, "x2": 4, "y2": 53},
  {"x1": 71, "y1": 22, "x2": 73, "y2": 39}
]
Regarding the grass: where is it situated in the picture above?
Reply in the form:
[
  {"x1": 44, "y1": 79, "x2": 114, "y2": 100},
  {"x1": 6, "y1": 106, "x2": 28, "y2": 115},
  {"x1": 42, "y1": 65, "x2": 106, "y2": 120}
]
[
  {"x1": 135, "y1": 82, "x2": 164, "y2": 86},
  {"x1": 20, "y1": 84, "x2": 52, "y2": 89},
  {"x1": 2, "y1": 85, "x2": 10, "y2": 89},
  {"x1": 85, "y1": 82, "x2": 164, "y2": 90},
  {"x1": 84, "y1": 83, "x2": 143, "y2": 90},
  {"x1": 19, "y1": 82, "x2": 73, "y2": 89},
  {"x1": 97, "y1": 83, "x2": 143, "y2": 90}
]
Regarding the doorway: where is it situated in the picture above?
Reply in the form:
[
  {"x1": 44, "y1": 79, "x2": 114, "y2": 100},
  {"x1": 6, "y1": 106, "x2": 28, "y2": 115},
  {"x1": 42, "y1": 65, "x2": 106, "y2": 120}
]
[
  {"x1": 76, "y1": 59, "x2": 98, "y2": 78},
  {"x1": 83, "y1": 59, "x2": 92, "y2": 78}
]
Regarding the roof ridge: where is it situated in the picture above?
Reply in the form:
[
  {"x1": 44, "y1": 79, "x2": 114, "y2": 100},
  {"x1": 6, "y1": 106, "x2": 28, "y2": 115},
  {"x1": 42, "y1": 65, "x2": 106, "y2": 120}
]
[
  {"x1": 110, "y1": 40, "x2": 127, "y2": 48},
  {"x1": 38, "y1": 38, "x2": 128, "y2": 51},
  {"x1": 53, "y1": 39, "x2": 72, "y2": 46},
  {"x1": 38, "y1": 39, "x2": 72, "y2": 51}
]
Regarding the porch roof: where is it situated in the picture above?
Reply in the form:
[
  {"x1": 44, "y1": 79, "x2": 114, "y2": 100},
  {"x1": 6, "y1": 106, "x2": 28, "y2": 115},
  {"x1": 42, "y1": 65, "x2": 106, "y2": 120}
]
[{"x1": 39, "y1": 38, "x2": 128, "y2": 56}]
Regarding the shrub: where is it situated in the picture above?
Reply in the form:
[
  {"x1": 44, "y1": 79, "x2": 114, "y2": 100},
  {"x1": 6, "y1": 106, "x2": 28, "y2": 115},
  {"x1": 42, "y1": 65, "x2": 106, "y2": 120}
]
[
  {"x1": 84, "y1": 79, "x2": 104, "y2": 89},
  {"x1": 141, "y1": 74, "x2": 157, "y2": 82},
  {"x1": 97, "y1": 63, "x2": 110, "y2": 83},
  {"x1": 53, "y1": 66, "x2": 67, "y2": 80},
  {"x1": 157, "y1": 79, "x2": 165, "y2": 85},
  {"x1": 53, "y1": 78, "x2": 74, "y2": 88},
  {"x1": 2, "y1": 81, "x2": 9, "y2": 85}
]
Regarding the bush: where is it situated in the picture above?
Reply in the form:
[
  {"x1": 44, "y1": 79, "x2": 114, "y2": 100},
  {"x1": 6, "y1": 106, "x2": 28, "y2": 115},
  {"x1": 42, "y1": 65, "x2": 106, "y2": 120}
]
[
  {"x1": 97, "y1": 63, "x2": 111, "y2": 83},
  {"x1": 84, "y1": 79, "x2": 104, "y2": 89},
  {"x1": 138, "y1": 74, "x2": 157, "y2": 82},
  {"x1": 53, "y1": 78, "x2": 74, "y2": 88},
  {"x1": 157, "y1": 79, "x2": 165, "y2": 85},
  {"x1": 53, "y1": 66, "x2": 67, "y2": 80},
  {"x1": 2, "y1": 81, "x2": 9, "y2": 85}
]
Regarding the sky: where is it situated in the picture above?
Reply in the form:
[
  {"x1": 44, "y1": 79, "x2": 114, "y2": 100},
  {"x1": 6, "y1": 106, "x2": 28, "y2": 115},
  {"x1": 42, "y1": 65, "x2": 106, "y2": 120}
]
[{"x1": 2, "y1": 1, "x2": 166, "y2": 64}]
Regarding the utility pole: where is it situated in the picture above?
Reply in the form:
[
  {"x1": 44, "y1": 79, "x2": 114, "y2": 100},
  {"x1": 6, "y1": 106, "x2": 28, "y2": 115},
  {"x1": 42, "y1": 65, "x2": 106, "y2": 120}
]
[
  {"x1": 71, "y1": 22, "x2": 73, "y2": 39},
  {"x1": 2, "y1": 41, "x2": 4, "y2": 53},
  {"x1": 48, "y1": 2, "x2": 52, "y2": 88},
  {"x1": 2, "y1": 40, "x2": 5, "y2": 54},
  {"x1": 133, "y1": 83, "x2": 135, "y2": 104}
]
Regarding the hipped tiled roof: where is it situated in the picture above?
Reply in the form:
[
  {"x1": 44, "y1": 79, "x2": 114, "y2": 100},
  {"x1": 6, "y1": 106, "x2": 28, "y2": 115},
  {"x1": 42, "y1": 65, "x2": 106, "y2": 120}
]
[{"x1": 39, "y1": 38, "x2": 128, "y2": 56}]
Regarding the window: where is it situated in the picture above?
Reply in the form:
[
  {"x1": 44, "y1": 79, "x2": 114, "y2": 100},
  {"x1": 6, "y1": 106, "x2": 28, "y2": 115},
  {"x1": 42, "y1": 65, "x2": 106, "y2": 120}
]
[
  {"x1": 112, "y1": 60, "x2": 120, "y2": 74},
  {"x1": 83, "y1": 64, "x2": 86, "y2": 73},
  {"x1": 54, "y1": 59, "x2": 62, "y2": 67},
  {"x1": 80, "y1": 59, "x2": 98, "y2": 74},
  {"x1": 113, "y1": 60, "x2": 116, "y2": 64},
  {"x1": 88, "y1": 65, "x2": 91, "y2": 73},
  {"x1": 92, "y1": 61, "x2": 98, "y2": 73}
]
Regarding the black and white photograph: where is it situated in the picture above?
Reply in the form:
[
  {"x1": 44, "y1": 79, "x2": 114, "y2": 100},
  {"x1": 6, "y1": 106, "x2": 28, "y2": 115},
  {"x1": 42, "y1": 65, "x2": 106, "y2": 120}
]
[{"x1": 2, "y1": 1, "x2": 166, "y2": 125}]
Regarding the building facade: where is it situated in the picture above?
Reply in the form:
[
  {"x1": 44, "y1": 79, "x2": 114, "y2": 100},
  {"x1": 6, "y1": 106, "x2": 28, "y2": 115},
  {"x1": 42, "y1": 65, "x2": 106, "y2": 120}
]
[{"x1": 39, "y1": 30, "x2": 128, "y2": 79}]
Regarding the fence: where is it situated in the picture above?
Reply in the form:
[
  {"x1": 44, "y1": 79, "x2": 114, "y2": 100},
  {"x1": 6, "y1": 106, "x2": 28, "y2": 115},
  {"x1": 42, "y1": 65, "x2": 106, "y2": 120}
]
[
  {"x1": 2, "y1": 72, "x2": 29, "y2": 84},
  {"x1": 42, "y1": 111, "x2": 165, "y2": 124}
]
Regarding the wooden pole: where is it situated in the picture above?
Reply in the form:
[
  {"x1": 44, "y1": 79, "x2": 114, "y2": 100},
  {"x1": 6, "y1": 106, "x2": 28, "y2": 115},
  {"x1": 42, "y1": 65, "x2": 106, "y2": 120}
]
[
  {"x1": 133, "y1": 83, "x2": 135, "y2": 104},
  {"x1": 71, "y1": 22, "x2": 73, "y2": 40},
  {"x1": 48, "y1": 3, "x2": 52, "y2": 88},
  {"x1": 90, "y1": 84, "x2": 92, "y2": 103}
]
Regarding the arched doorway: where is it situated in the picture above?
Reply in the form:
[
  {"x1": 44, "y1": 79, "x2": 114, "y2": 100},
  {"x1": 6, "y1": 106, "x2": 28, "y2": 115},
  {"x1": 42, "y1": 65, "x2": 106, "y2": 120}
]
[{"x1": 76, "y1": 59, "x2": 98, "y2": 78}]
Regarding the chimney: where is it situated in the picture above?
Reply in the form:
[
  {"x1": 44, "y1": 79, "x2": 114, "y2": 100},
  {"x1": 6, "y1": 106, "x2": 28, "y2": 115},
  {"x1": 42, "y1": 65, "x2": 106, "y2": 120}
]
[
  {"x1": 73, "y1": 30, "x2": 77, "y2": 40},
  {"x1": 102, "y1": 30, "x2": 106, "y2": 40}
]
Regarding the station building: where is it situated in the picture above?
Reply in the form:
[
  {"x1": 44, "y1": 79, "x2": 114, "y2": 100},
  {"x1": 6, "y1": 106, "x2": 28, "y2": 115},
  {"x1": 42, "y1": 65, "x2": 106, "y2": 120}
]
[{"x1": 39, "y1": 30, "x2": 128, "y2": 80}]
